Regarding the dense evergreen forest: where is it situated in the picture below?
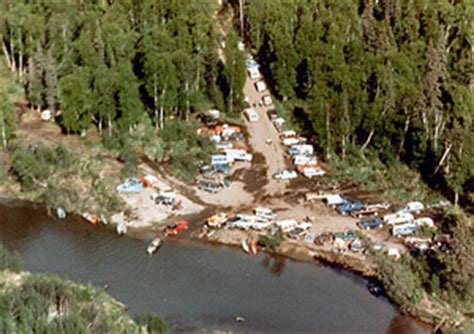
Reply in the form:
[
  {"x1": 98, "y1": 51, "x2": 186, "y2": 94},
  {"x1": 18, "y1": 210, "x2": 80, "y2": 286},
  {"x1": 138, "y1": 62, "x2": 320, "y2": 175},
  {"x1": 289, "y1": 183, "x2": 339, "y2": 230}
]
[
  {"x1": 239, "y1": 0, "x2": 473, "y2": 206},
  {"x1": 0, "y1": 0, "x2": 245, "y2": 134}
]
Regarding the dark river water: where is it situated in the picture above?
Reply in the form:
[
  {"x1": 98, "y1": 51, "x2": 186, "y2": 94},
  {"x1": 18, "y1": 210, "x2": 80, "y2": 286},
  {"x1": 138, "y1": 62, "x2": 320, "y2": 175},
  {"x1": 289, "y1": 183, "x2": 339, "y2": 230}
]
[{"x1": 0, "y1": 198, "x2": 430, "y2": 333}]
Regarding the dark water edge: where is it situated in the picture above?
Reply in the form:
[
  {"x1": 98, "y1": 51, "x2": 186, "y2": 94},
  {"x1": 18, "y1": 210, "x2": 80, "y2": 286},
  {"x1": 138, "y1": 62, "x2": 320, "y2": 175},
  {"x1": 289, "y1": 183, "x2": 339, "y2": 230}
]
[{"x1": 0, "y1": 197, "x2": 431, "y2": 333}]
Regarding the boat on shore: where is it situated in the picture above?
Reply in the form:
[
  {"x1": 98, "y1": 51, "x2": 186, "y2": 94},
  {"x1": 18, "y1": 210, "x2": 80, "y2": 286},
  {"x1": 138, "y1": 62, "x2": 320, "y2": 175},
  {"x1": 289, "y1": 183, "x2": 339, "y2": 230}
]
[
  {"x1": 56, "y1": 206, "x2": 66, "y2": 219},
  {"x1": 147, "y1": 238, "x2": 162, "y2": 255},
  {"x1": 249, "y1": 241, "x2": 258, "y2": 255},
  {"x1": 241, "y1": 240, "x2": 250, "y2": 254},
  {"x1": 116, "y1": 223, "x2": 127, "y2": 236}
]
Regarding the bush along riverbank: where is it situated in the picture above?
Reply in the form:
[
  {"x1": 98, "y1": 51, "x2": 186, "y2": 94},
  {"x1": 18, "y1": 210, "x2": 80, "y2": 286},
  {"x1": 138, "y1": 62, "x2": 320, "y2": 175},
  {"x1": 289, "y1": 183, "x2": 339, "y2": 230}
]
[
  {"x1": 0, "y1": 243, "x2": 166, "y2": 334},
  {"x1": 371, "y1": 208, "x2": 474, "y2": 332}
]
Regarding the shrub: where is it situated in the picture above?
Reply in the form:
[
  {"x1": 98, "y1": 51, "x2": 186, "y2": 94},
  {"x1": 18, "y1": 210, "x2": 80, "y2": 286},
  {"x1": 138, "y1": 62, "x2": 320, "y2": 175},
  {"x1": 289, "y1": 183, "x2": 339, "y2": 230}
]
[
  {"x1": 137, "y1": 311, "x2": 167, "y2": 333},
  {"x1": 0, "y1": 244, "x2": 23, "y2": 272},
  {"x1": 258, "y1": 227, "x2": 284, "y2": 250}
]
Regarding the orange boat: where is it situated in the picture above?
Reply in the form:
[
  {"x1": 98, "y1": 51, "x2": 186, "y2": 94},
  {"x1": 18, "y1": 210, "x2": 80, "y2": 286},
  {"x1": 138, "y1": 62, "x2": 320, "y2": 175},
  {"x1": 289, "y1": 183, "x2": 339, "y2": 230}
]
[
  {"x1": 82, "y1": 212, "x2": 99, "y2": 225},
  {"x1": 249, "y1": 241, "x2": 258, "y2": 255}
]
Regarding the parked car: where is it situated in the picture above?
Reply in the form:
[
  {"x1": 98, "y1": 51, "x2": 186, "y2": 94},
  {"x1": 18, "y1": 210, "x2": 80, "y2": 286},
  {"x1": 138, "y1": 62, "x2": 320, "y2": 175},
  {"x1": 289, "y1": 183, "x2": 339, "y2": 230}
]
[
  {"x1": 255, "y1": 81, "x2": 267, "y2": 92},
  {"x1": 207, "y1": 213, "x2": 228, "y2": 228},
  {"x1": 116, "y1": 178, "x2": 143, "y2": 193},
  {"x1": 395, "y1": 201, "x2": 425, "y2": 214},
  {"x1": 272, "y1": 170, "x2": 297, "y2": 180},
  {"x1": 293, "y1": 155, "x2": 318, "y2": 165},
  {"x1": 216, "y1": 141, "x2": 233, "y2": 151},
  {"x1": 336, "y1": 201, "x2": 365, "y2": 215},
  {"x1": 266, "y1": 109, "x2": 278, "y2": 120},
  {"x1": 213, "y1": 164, "x2": 231, "y2": 175},
  {"x1": 154, "y1": 196, "x2": 176, "y2": 206},
  {"x1": 358, "y1": 218, "x2": 384, "y2": 230},
  {"x1": 198, "y1": 182, "x2": 223, "y2": 193},
  {"x1": 244, "y1": 108, "x2": 259, "y2": 122},
  {"x1": 301, "y1": 167, "x2": 326, "y2": 178},
  {"x1": 366, "y1": 202, "x2": 391, "y2": 211},
  {"x1": 255, "y1": 207, "x2": 277, "y2": 221},
  {"x1": 196, "y1": 113, "x2": 218, "y2": 127},
  {"x1": 164, "y1": 221, "x2": 189, "y2": 236},
  {"x1": 262, "y1": 95, "x2": 272, "y2": 106},
  {"x1": 287, "y1": 228, "x2": 307, "y2": 240},
  {"x1": 279, "y1": 130, "x2": 296, "y2": 138},
  {"x1": 225, "y1": 216, "x2": 243, "y2": 228},
  {"x1": 288, "y1": 144, "x2": 314, "y2": 156}
]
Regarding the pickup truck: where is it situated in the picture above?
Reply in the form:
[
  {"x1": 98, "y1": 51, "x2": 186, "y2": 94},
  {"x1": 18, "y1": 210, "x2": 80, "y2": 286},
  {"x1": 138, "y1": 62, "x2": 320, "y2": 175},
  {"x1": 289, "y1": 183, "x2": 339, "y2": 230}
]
[
  {"x1": 336, "y1": 201, "x2": 365, "y2": 215},
  {"x1": 358, "y1": 218, "x2": 384, "y2": 230}
]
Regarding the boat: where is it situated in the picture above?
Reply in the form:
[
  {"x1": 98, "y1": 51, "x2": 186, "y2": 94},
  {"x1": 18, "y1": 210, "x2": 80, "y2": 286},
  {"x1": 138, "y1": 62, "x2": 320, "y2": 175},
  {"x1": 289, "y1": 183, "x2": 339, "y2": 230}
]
[
  {"x1": 116, "y1": 223, "x2": 127, "y2": 236},
  {"x1": 100, "y1": 214, "x2": 108, "y2": 225},
  {"x1": 56, "y1": 206, "x2": 66, "y2": 219},
  {"x1": 147, "y1": 238, "x2": 162, "y2": 255},
  {"x1": 241, "y1": 240, "x2": 250, "y2": 254},
  {"x1": 249, "y1": 241, "x2": 258, "y2": 255},
  {"x1": 82, "y1": 212, "x2": 99, "y2": 225}
]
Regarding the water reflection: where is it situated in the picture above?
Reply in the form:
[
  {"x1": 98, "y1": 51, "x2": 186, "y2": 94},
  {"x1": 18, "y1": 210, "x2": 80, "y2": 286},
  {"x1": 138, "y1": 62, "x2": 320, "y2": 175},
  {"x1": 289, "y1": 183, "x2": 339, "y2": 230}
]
[{"x1": 261, "y1": 254, "x2": 286, "y2": 276}]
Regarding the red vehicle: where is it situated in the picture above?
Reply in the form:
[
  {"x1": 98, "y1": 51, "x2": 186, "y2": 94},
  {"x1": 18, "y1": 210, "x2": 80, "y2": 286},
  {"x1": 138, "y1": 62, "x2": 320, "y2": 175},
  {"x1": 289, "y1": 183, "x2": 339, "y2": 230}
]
[{"x1": 164, "y1": 220, "x2": 189, "y2": 236}]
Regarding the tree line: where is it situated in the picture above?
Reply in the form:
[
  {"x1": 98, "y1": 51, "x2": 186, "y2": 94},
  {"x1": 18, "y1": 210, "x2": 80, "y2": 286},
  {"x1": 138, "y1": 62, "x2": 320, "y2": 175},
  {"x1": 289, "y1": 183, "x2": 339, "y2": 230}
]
[
  {"x1": 239, "y1": 0, "x2": 473, "y2": 205},
  {"x1": 0, "y1": 0, "x2": 246, "y2": 138}
]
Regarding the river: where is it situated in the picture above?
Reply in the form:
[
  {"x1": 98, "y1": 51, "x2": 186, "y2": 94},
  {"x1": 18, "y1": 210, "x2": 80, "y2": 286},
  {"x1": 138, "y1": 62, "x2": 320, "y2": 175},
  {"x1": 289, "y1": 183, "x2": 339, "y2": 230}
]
[{"x1": 0, "y1": 198, "x2": 429, "y2": 333}]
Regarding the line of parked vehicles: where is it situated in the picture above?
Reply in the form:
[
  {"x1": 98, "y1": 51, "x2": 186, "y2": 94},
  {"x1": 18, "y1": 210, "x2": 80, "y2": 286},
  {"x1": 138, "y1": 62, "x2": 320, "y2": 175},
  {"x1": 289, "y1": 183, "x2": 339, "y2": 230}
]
[
  {"x1": 265, "y1": 111, "x2": 326, "y2": 180},
  {"x1": 196, "y1": 110, "x2": 254, "y2": 194},
  {"x1": 314, "y1": 194, "x2": 437, "y2": 238},
  {"x1": 205, "y1": 207, "x2": 313, "y2": 240}
]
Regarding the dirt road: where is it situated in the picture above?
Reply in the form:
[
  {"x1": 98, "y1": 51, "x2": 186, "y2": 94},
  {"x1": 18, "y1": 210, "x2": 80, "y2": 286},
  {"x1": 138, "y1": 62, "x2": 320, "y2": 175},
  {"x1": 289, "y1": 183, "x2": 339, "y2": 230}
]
[{"x1": 242, "y1": 72, "x2": 289, "y2": 196}]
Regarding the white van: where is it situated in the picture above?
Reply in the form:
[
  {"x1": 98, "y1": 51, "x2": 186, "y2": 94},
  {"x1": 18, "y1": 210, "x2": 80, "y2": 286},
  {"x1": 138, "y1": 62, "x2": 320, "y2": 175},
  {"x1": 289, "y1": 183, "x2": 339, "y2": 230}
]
[
  {"x1": 244, "y1": 108, "x2": 259, "y2": 122},
  {"x1": 289, "y1": 144, "x2": 314, "y2": 155},
  {"x1": 255, "y1": 81, "x2": 267, "y2": 92},
  {"x1": 255, "y1": 207, "x2": 277, "y2": 221},
  {"x1": 302, "y1": 167, "x2": 325, "y2": 178},
  {"x1": 384, "y1": 212, "x2": 414, "y2": 225},
  {"x1": 397, "y1": 201, "x2": 425, "y2": 213},
  {"x1": 247, "y1": 67, "x2": 261, "y2": 80},
  {"x1": 225, "y1": 149, "x2": 253, "y2": 162},
  {"x1": 413, "y1": 217, "x2": 434, "y2": 228},
  {"x1": 392, "y1": 223, "x2": 417, "y2": 236},
  {"x1": 293, "y1": 155, "x2": 317, "y2": 165}
]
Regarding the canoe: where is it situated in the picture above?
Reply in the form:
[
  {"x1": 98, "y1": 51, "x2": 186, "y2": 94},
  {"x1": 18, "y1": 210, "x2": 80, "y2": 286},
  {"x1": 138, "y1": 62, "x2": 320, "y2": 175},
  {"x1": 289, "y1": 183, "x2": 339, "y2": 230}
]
[
  {"x1": 241, "y1": 240, "x2": 250, "y2": 254},
  {"x1": 147, "y1": 238, "x2": 162, "y2": 255},
  {"x1": 249, "y1": 241, "x2": 258, "y2": 255}
]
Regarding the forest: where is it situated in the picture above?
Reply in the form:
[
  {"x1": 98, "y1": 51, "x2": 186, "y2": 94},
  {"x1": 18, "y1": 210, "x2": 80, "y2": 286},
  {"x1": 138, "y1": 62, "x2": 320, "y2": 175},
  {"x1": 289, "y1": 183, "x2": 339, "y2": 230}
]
[
  {"x1": 239, "y1": 0, "x2": 473, "y2": 206},
  {"x1": 0, "y1": 0, "x2": 471, "y2": 206}
]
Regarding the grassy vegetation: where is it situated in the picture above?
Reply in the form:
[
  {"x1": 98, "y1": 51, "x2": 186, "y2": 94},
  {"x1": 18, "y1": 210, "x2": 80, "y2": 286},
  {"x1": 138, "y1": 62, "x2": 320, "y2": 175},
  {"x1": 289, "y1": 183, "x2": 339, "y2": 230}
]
[
  {"x1": 8, "y1": 143, "x2": 124, "y2": 215},
  {"x1": 328, "y1": 150, "x2": 444, "y2": 204},
  {"x1": 0, "y1": 244, "x2": 166, "y2": 333}
]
